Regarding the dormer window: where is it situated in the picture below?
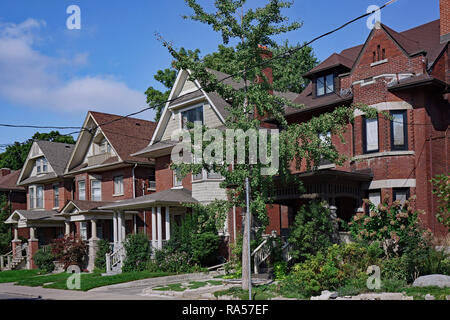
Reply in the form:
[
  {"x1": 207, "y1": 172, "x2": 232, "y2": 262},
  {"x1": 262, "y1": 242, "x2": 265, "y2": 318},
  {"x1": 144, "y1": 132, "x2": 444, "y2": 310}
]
[
  {"x1": 181, "y1": 105, "x2": 203, "y2": 129},
  {"x1": 316, "y1": 74, "x2": 334, "y2": 96},
  {"x1": 99, "y1": 139, "x2": 111, "y2": 154},
  {"x1": 36, "y1": 157, "x2": 48, "y2": 174}
]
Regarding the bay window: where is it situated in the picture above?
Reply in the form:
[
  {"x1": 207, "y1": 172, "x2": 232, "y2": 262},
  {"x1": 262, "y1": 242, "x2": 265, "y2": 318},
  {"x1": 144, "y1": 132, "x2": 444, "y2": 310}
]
[
  {"x1": 390, "y1": 111, "x2": 408, "y2": 150},
  {"x1": 363, "y1": 115, "x2": 379, "y2": 153},
  {"x1": 91, "y1": 179, "x2": 102, "y2": 201}
]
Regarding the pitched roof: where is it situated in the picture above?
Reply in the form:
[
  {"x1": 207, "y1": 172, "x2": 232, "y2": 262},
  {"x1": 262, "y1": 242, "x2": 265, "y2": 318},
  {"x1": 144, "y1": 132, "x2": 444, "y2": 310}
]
[
  {"x1": 304, "y1": 53, "x2": 354, "y2": 77},
  {"x1": 0, "y1": 170, "x2": 25, "y2": 192},
  {"x1": 89, "y1": 111, "x2": 157, "y2": 164},
  {"x1": 99, "y1": 188, "x2": 197, "y2": 210},
  {"x1": 5, "y1": 210, "x2": 65, "y2": 224},
  {"x1": 36, "y1": 141, "x2": 74, "y2": 176}
]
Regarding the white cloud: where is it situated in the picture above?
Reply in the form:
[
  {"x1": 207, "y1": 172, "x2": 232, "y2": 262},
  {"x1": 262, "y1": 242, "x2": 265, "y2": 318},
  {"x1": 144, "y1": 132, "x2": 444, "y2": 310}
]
[{"x1": 0, "y1": 19, "x2": 146, "y2": 115}]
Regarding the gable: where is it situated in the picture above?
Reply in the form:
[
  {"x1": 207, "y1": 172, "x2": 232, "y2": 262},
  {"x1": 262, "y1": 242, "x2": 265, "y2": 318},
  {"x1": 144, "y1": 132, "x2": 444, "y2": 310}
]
[
  {"x1": 17, "y1": 142, "x2": 55, "y2": 184},
  {"x1": 152, "y1": 69, "x2": 225, "y2": 144}
]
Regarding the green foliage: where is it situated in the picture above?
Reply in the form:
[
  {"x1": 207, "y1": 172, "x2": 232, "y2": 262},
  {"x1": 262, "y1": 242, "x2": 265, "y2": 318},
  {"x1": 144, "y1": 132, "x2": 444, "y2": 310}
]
[
  {"x1": 0, "y1": 195, "x2": 12, "y2": 254},
  {"x1": 33, "y1": 249, "x2": 55, "y2": 273},
  {"x1": 430, "y1": 174, "x2": 450, "y2": 232},
  {"x1": 150, "y1": 250, "x2": 194, "y2": 273},
  {"x1": 280, "y1": 243, "x2": 380, "y2": 298},
  {"x1": 0, "y1": 131, "x2": 75, "y2": 170},
  {"x1": 50, "y1": 236, "x2": 88, "y2": 270},
  {"x1": 273, "y1": 261, "x2": 288, "y2": 280},
  {"x1": 123, "y1": 233, "x2": 152, "y2": 272},
  {"x1": 380, "y1": 256, "x2": 409, "y2": 282},
  {"x1": 94, "y1": 239, "x2": 111, "y2": 271},
  {"x1": 288, "y1": 201, "x2": 335, "y2": 261}
]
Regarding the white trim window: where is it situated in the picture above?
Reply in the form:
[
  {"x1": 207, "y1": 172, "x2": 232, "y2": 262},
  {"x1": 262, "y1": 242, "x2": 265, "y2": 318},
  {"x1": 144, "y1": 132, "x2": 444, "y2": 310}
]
[
  {"x1": 78, "y1": 180, "x2": 86, "y2": 201},
  {"x1": 173, "y1": 169, "x2": 183, "y2": 187},
  {"x1": 91, "y1": 179, "x2": 102, "y2": 201},
  {"x1": 36, "y1": 157, "x2": 48, "y2": 174},
  {"x1": 316, "y1": 74, "x2": 334, "y2": 96},
  {"x1": 113, "y1": 175, "x2": 124, "y2": 196},
  {"x1": 29, "y1": 185, "x2": 44, "y2": 209},
  {"x1": 53, "y1": 184, "x2": 59, "y2": 209},
  {"x1": 369, "y1": 191, "x2": 381, "y2": 207},
  {"x1": 80, "y1": 222, "x2": 88, "y2": 241},
  {"x1": 363, "y1": 116, "x2": 379, "y2": 153}
]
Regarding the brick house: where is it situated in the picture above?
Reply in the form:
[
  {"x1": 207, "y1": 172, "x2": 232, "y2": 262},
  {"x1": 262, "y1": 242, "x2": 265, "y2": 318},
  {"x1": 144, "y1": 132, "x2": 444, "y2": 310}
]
[{"x1": 0, "y1": 168, "x2": 26, "y2": 213}]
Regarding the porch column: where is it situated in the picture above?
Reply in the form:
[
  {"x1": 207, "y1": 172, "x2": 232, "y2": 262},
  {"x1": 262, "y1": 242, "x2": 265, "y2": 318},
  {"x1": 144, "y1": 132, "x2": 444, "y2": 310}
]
[
  {"x1": 117, "y1": 211, "x2": 123, "y2": 244},
  {"x1": 157, "y1": 206, "x2": 162, "y2": 249},
  {"x1": 113, "y1": 211, "x2": 118, "y2": 245},
  {"x1": 88, "y1": 219, "x2": 100, "y2": 272},
  {"x1": 151, "y1": 207, "x2": 156, "y2": 250},
  {"x1": 165, "y1": 206, "x2": 170, "y2": 241},
  {"x1": 120, "y1": 212, "x2": 126, "y2": 242},
  {"x1": 28, "y1": 227, "x2": 38, "y2": 270},
  {"x1": 65, "y1": 221, "x2": 70, "y2": 236},
  {"x1": 12, "y1": 227, "x2": 21, "y2": 258},
  {"x1": 133, "y1": 215, "x2": 137, "y2": 234}
]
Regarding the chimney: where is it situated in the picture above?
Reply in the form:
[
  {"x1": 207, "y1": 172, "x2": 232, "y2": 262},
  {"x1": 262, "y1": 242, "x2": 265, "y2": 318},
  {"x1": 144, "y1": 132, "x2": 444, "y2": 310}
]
[
  {"x1": 0, "y1": 168, "x2": 11, "y2": 177},
  {"x1": 440, "y1": 0, "x2": 450, "y2": 43},
  {"x1": 256, "y1": 44, "x2": 273, "y2": 86}
]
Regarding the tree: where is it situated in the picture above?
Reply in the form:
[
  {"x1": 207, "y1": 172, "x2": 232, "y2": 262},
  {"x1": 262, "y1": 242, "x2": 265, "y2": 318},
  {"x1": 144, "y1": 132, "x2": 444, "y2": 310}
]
[
  {"x1": 430, "y1": 174, "x2": 450, "y2": 232},
  {"x1": 0, "y1": 131, "x2": 75, "y2": 170},
  {"x1": 145, "y1": 42, "x2": 317, "y2": 122},
  {"x1": 0, "y1": 195, "x2": 12, "y2": 254},
  {"x1": 166, "y1": 0, "x2": 375, "y2": 291}
]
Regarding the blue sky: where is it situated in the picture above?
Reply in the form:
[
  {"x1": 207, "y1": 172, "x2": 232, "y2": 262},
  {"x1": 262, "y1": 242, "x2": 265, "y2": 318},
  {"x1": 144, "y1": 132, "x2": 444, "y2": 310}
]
[{"x1": 0, "y1": 0, "x2": 440, "y2": 147}]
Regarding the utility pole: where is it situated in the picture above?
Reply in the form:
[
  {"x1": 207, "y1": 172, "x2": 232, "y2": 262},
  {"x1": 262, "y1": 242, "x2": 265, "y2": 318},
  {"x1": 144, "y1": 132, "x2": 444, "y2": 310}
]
[{"x1": 245, "y1": 177, "x2": 252, "y2": 300}]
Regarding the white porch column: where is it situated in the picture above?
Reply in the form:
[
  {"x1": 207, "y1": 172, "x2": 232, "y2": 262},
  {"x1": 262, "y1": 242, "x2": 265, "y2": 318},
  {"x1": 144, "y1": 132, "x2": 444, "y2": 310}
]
[
  {"x1": 117, "y1": 211, "x2": 123, "y2": 244},
  {"x1": 133, "y1": 215, "x2": 137, "y2": 234},
  {"x1": 29, "y1": 227, "x2": 37, "y2": 241},
  {"x1": 13, "y1": 227, "x2": 19, "y2": 241},
  {"x1": 121, "y1": 212, "x2": 126, "y2": 242},
  {"x1": 65, "y1": 221, "x2": 70, "y2": 236},
  {"x1": 90, "y1": 219, "x2": 98, "y2": 240},
  {"x1": 151, "y1": 207, "x2": 156, "y2": 249},
  {"x1": 157, "y1": 206, "x2": 162, "y2": 249},
  {"x1": 113, "y1": 211, "x2": 118, "y2": 245},
  {"x1": 165, "y1": 206, "x2": 170, "y2": 241}
]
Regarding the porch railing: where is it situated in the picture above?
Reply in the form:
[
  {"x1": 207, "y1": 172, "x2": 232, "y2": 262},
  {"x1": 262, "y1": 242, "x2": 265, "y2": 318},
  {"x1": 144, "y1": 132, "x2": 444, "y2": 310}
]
[
  {"x1": 0, "y1": 243, "x2": 28, "y2": 271},
  {"x1": 105, "y1": 243, "x2": 125, "y2": 274}
]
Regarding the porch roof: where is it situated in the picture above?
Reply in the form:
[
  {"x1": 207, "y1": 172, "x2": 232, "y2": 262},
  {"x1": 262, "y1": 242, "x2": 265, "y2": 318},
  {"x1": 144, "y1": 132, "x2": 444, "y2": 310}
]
[
  {"x1": 5, "y1": 210, "x2": 65, "y2": 227},
  {"x1": 58, "y1": 200, "x2": 114, "y2": 216},
  {"x1": 98, "y1": 188, "x2": 198, "y2": 211}
]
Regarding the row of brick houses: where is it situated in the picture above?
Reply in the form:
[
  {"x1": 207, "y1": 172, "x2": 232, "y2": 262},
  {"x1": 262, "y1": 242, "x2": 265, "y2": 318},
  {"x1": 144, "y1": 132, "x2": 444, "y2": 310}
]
[{"x1": 1, "y1": 2, "x2": 449, "y2": 273}]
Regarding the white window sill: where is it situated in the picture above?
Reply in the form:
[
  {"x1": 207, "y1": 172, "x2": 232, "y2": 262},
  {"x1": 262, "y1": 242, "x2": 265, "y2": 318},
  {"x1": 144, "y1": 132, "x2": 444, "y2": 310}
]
[
  {"x1": 113, "y1": 193, "x2": 124, "y2": 197},
  {"x1": 172, "y1": 186, "x2": 183, "y2": 190},
  {"x1": 352, "y1": 150, "x2": 414, "y2": 161},
  {"x1": 370, "y1": 59, "x2": 388, "y2": 67},
  {"x1": 317, "y1": 163, "x2": 336, "y2": 170}
]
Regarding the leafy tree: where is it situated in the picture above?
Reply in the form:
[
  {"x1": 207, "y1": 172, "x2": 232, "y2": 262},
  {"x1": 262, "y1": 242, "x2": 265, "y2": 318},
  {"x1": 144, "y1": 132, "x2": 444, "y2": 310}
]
[
  {"x1": 145, "y1": 43, "x2": 317, "y2": 122},
  {"x1": 0, "y1": 131, "x2": 75, "y2": 170},
  {"x1": 0, "y1": 195, "x2": 12, "y2": 254},
  {"x1": 430, "y1": 174, "x2": 450, "y2": 232},
  {"x1": 288, "y1": 201, "x2": 335, "y2": 261},
  {"x1": 123, "y1": 233, "x2": 152, "y2": 272},
  {"x1": 165, "y1": 0, "x2": 376, "y2": 290}
]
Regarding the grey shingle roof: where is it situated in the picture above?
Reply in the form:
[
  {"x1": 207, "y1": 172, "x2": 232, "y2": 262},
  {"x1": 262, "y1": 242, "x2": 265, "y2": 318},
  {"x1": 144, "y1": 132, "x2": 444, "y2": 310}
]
[
  {"x1": 36, "y1": 141, "x2": 74, "y2": 176},
  {"x1": 11, "y1": 210, "x2": 65, "y2": 222}
]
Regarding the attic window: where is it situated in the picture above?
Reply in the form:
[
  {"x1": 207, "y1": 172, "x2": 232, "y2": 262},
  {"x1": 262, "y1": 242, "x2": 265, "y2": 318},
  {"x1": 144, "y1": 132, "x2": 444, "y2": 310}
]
[
  {"x1": 372, "y1": 45, "x2": 387, "y2": 65},
  {"x1": 316, "y1": 74, "x2": 334, "y2": 97},
  {"x1": 36, "y1": 157, "x2": 48, "y2": 174}
]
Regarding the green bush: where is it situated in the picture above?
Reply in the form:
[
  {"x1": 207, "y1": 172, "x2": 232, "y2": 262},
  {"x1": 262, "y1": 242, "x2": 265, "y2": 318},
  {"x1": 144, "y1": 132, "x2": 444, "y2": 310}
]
[
  {"x1": 381, "y1": 256, "x2": 409, "y2": 282},
  {"x1": 273, "y1": 261, "x2": 288, "y2": 280},
  {"x1": 123, "y1": 233, "x2": 151, "y2": 272},
  {"x1": 280, "y1": 243, "x2": 380, "y2": 298},
  {"x1": 94, "y1": 239, "x2": 111, "y2": 271},
  {"x1": 153, "y1": 249, "x2": 193, "y2": 273},
  {"x1": 33, "y1": 249, "x2": 55, "y2": 273},
  {"x1": 418, "y1": 248, "x2": 450, "y2": 276},
  {"x1": 288, "y1": 201, "x2": 335, "y2": 262}
]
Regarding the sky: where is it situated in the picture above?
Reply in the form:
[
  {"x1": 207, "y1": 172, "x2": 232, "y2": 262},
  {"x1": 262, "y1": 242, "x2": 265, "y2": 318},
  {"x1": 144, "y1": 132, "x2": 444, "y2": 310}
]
[{"x1": 0, "y1": 0, "x2": 441, "y2": 148}]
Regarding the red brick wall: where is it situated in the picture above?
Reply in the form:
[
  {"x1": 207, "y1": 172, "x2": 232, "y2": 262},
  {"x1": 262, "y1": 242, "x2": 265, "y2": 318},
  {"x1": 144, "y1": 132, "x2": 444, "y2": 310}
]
[
  {"x1": 155, "y1": 155, "x2": 192, "y2": 192},
  {"x1": 441, "y1": 0, "x2": 450, "y2": 39}
]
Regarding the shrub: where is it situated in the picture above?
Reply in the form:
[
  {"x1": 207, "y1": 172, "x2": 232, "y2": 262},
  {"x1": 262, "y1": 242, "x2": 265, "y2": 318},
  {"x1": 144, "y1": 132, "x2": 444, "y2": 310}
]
[
  {"x1": 430, "y1": 174, "x2": 450, "y2": 232},
  {"x1": 288, "y1": 201, "x2": 335, "y2": 262},
  {"x1": 33, "y1": 249, "x2": 55, "y2": 273},
  {"x1": 280, "y1": 243, "x2": 380, "y2": 298},
  {"x1": 51, "y1": 236, "x2": 87, "y2": 270},
  {"x1": 381, "y1": 256, "x2": 409, "y2": 282},
  {"x1": 123, "y1": 233, "x2": 151, "y2": 272},
  {"x1": 94, "y1": 239, "x2": 111, "y2": 271},
  {"x1": 273, "y1": 261, "x2": 288, "y2": 280},
  {"x1": 153, "y1": 249, "x2": 193, "y2": 273}
]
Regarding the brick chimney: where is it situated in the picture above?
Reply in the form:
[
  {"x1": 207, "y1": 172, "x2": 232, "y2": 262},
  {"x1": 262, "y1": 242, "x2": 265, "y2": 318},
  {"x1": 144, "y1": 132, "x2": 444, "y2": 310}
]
[
  {"x1": 0, "y1": 168, "x2": 11, "y2": 177},
  {"x1": 440, "y1": 0, "x2": 450, "y2": 43},
  {"x1": 256, "y1": 44, "x2": 273, "y2": 86}
]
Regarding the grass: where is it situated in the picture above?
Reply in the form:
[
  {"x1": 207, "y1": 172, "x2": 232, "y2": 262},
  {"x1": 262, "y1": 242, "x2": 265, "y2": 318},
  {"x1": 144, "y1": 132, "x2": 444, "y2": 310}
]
[
  {"x1": 6, "y1": 269, "x2": 173, "y2": 291},
  {"x1": 154, "y1": 283, "x2": 186, "y2": 292},
  {"x1": 0, "y1": 270, "x2": 41, "y2": 283},
  {"x1": 153, "y1": 280, "x2": 225, "y2": 292},
  {"x1": 214, "y1": 285, "x2": 278, "y2": 300},
  {"x1": 403, "y1": 286, "x2": 450, "y2": 300}
]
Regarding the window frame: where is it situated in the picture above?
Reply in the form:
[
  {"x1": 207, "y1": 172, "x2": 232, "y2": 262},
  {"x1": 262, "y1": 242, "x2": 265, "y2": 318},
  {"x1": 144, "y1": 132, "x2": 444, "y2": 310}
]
[
  {"x1": 180, "y1": 104, "x2": 204, "y2": 129},
  {"x1": 173, "y1": 169, "x2": 183, "y2": 188},
  {"x1": 393, "y1": 188, "x2": 410, "y2": 204},
  {"x1": 78, "y1": 180, "x2": 86, "y2": 201},
  {"x1": 366, "y1": 189, "x2": 381, "y2": 213},
  {"x1": 113, "y1": 175, "x2": 124, "y2": 196},
  {"x1": 90, "y1": 179, "x2": 102, "y2": 201},
  {"x1": 316, "y1": 74, "x2": 334, "y2": 97},
  {"x1": 80, "y1": 221, "x2": 88, "y2": 241},
  {"x1": 362, "y1": 115, "x2": 379, "y2": 154},
  {"x1": 390, "y1": 110, "x2": 408, "y2": 151},
  {"x1": 53, "y1": 184, "x2": 59, "y2": 209}
]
